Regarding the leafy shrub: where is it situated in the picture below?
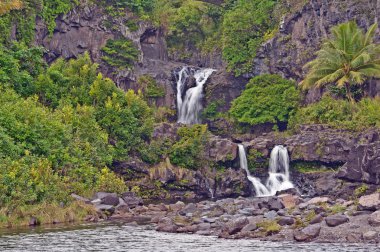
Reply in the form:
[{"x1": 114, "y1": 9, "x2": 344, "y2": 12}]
[
  {"x1": 138, "y1": 75, "x2": 165, "y2": 98},
  {"x1": 95, "y1": 167, "x2": 127, "y2": 194},
  {"x1": 289, "y1": 95, "x2": 380, "y2": 131},
  {"x1": 101, "y1": 38, "x2": 139, "y2": 70},
  {"x1": 202, "y1": 99, "x2": 225, "y2": 120},
  {"x1": 169, "y1": 124, "x2": 208, "y2": 170},
  {"x1": 230, "y1": 74, "x2": 299, "y2": 126}
]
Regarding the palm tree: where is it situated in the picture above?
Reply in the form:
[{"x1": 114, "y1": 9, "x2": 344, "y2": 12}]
[{"x1": 300, "y1": 21, "x2": 380, "y2": 103}]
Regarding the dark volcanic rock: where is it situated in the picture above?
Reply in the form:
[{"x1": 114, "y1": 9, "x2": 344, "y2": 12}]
[
  {"x1": 101, "y1": 195, "x2": 120, "y2": 206},
  {"x1": 293, "y1": 224, "x2": 321, "y2": 242},
  {"x1": 338, "y1": 140, "x2": 380, "y2": 185},
  {"x1": 325, "y1": 215, "x2": 349, "y2": 227},
  {"x1": 309, "y1": 214, "x2": 324, "y2": 225},
  {"x1": 277, "y1": 217, "x2": 295, "y2": 226},
  {"x1": 122, "y1": 192, "x2": 144, "y2": 208}
]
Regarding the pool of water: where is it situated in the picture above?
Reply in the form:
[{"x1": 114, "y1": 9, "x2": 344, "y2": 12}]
[{"x1": 0, "y1": 223, "x2": 377, "y2": 252}]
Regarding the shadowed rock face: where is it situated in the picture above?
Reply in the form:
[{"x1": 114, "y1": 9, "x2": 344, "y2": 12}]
[{"x1": 252, "y1": 0, "x2": 380, "y2": 103}]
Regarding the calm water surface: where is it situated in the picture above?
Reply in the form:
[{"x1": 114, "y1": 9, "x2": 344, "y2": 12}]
[{"x1": 0, "y1": 223, "x2": 377, "y2": 252}]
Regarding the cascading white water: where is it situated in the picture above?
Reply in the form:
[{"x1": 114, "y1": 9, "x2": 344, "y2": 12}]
[
  {"x1": 176, "y1": 67, "x2": 215, "y2": 124},
  {"x1": 238, "y1": 144, "x2": 294, "y2": 197}
]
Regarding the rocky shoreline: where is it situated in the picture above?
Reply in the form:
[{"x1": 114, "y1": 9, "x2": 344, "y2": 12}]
[{"x1": 74, "y1": 190, "x2": 380, "y2": 244}]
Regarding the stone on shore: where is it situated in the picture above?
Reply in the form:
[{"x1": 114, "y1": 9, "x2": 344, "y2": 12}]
[
  {"x1": 358, "y1": 193, "x2": 380, "y2": 211},
  {"x1": 325, "y1": 214, "x2": 349, "y2": 227},
  {"x1": 368, "y1": 210, "x2": 380, "y2": 226},
  {"x1": 293, "y1": 224, "x2": 321, "y2": 242}
]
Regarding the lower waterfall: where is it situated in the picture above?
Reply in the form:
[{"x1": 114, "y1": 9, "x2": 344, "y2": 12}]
[{"x1": 238, "y1": 144, "x2": 294, "y2": 197}]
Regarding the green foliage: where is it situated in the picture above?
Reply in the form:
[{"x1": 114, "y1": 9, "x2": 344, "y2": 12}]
[
  {"x1": 101, "y1": 38, "x2": 139, "y2": 70},
  {"x1": 202, "y1": 99, "x2": 225, "y2": 120},
  {"x1": 257, "y1": 220, "x2": 281, "y2": 235},
  {"x1": 95, "y1": 167, "x2": 127, "y2": 194},
  {"x1": 0, "y1": 42, "x2": 46, "y2": 96},
  {"x1": 301, "y1": 21, "x2": 380, "y2": 102},
  {"x1": 138, "y1": 75, "x2": 165, "y2": 98},
  {"x1": 354, "y1": 184, "x2": 369, "y2": 197},
  {"x1": 42, "y1": 0, "x2": 79, "y2": 34},
  {"x1": 222, "y1": 0, "x2": 277, "y2": 75},
  {"x1": 169, "y1": 124, "x2": 208, "y2": 170},
  {"x1": 247, "y1": 149, "x2": 266, "y2": 173},
  {"x1": 292, "y1": 161, "x2": 332, "y2": 173},
  {"x1": 230, "y1": 74, "x2": 300, "y2": 126},
  {"x1": 289, "y1": 95, "x2": 380, "y2": 131}
]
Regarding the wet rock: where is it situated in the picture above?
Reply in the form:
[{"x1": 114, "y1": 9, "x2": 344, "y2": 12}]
[
  {"x1": 309, "y1": 214, "x2": 324, "y2": 224},
  {"x1": 293, "y1": 224, "x2": 321, "y2": 242},
  {"x1": 101, "y1": 195, "x2": 120, "y2": 206},
  {"x1": 223, "y1": 217, "x2": 249, "y2": 235},
  {"x1": 325, "y1": 215, "x2": 349, "y2": 227},
  {"x1": 156, "y1": 217, "x2": 178, "y2": 233},
  {"x1": 264, "y1": 210, "x2": 278, "y2": 220},
  {"x1": 208, "y1": 136, "x2": 238, "y2": 162},
  {"x1": 363, "y1": 231, "x2": 378, "y2": 241},
  {"x1": 358, "y1": 193, "x2": 380, "y2": 211},
  {"x1": 277, "y1": 217, "x2": 294, "y2": 226},
  {"x1": 368, "y1": 210, "x2": 380, "y2": 226},
  {"x1": 276, "y1": 188, "x2": 300, "y2": 196}
]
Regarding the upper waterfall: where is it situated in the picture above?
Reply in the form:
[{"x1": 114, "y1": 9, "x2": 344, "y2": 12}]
[
  {"x1": 176, "y1": 67, "x2": 215, "y2": 124},
  {"x1": 238, "y1": 144, "x2": 294, "y2": 197}
]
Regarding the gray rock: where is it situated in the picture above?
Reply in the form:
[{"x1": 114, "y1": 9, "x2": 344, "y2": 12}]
[
  {"x1": 101, "y1": 195, "x2": 120, "y2": 206},
  {"x1": 268, "y1": 197, "x2": 284, "y2": 211},
  {"x1": 294, "y1": 224, "x2": 321, "y2": 242},
  {"x1": 264, "y1": 210, "x2": 278, "y2": 220},
  {"x1": 94, "y1": 192, "x2": 117, "y2": 200},
  {"x1": 223, "y1": 217, "x2": 249, "y2": 235},
  {"x1": 197, "y1": 223, "x2": 211, "y2": 231},
  {"x1": 241, "y1": 223, "x2": 258, "y2": 232},
  {"x1": 325, "y1": 215, "x2": 349, "y2": 227},
  {"x1": 363, "y1": 231, "x2": 378, "y2": 240},
  {"x1": 179, "y1": 203, "x2": 197, "y2": 216},
  {"x1": 95, "y1": 204, "x2": 115, "y2": 214},
  {"x1": 358, "y1": 193, "x2": 380, "y2": 211},
  {"x1": 368, "y1": 210, "x2": 380, "y2": 226},
  {"x1": 309, "y1": 214, "x2": 324, "y2": 224},
  {"x1": 277, "y1": 209, "x2": 286, "y2": 216},
  {"x1": 277, "y1": 216, "x2": 295, "y2": 226},
  {"x1": 122, "y1": 192, "x2": 143, "y2": 208},
  {"x1": 346, "y1": 233, "x2": 362, "y2": 243},
  {"x1": 71, "y1": 193, "x2": 91, "y2": 204}
]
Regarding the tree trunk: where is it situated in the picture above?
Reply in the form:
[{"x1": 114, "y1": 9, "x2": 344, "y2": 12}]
[{"x1": 344, "y1": 82, "x2": 355, "y2": 103}]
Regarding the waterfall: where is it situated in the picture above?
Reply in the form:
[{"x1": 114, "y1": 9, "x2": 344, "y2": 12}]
[
  {"x1": 238, "y1": 144, "x2": 294, "y2": 197},
  {"x1": 176, "y1": 67, "x2": 215, "y2": 124}
]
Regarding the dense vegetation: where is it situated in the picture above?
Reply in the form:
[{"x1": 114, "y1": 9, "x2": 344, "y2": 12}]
[{"x1": 230, "y1": 74, "x2": 299, "y2": 127}]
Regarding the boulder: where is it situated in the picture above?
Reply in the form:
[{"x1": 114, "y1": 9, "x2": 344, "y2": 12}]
[
  {"x1": 122, "y1": 192, "x2": 143, "y2": 208},
  {"x1": 368, "y1": 210, "x2": 380, "y2": 226},
  {"x1": 293, "y1": 224, "x2": 321, "y2": 242},
  {"x1": 277, "y1": 217, "x2": 295, "y2": 226},
  {"x1": 241, "y1": 223, "x2": 258, "y2": 232},
  {"x1": 264, "y1": 210, "x2": 278, "y2": 220},
  {"x1": 267, "y1": 197, "x2": 284, "y2": 211},
  {"x1": 101, "y1": 195, "x2": 120, "y2": 206},
  {"x1": 95, "y1": 204, "x2": 115, "y2": 214},
  {"x1": 179, "y1": 203, "x2": 197, "y2": 216},
  {"x1": 358, "y1": 193, "x2": 380, "y2": 211},
  {"x1": 363, "y1": 231, "x2": 378, "y2": 241},
  {"x1": 309, "y1": 214, "x2": 324, "y2": 224},
  {"x1": 29, "y1": 217, "x2": 39, "y2": 226},
  {"x1": 71, "y1": 193, "x2": 91, "y2": 204},
  {"x1": 94, "y1": 192, "x2": 117, "y2": 200},
  {"x1": 223, "y1": 217, "x2": 249, "y2": 235},
  {"x1": 208, "y1": 136, "x2": 238, "y2": 162},
  {"x1": 278, "y1": 194, "x2": 301, "y2": 209},
  {"x1": 325, "y1": 215, "x2": 349, "y2": 227},
  {"x1": 307, "y1": 197, "x2": 330, "y2": 205}
]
